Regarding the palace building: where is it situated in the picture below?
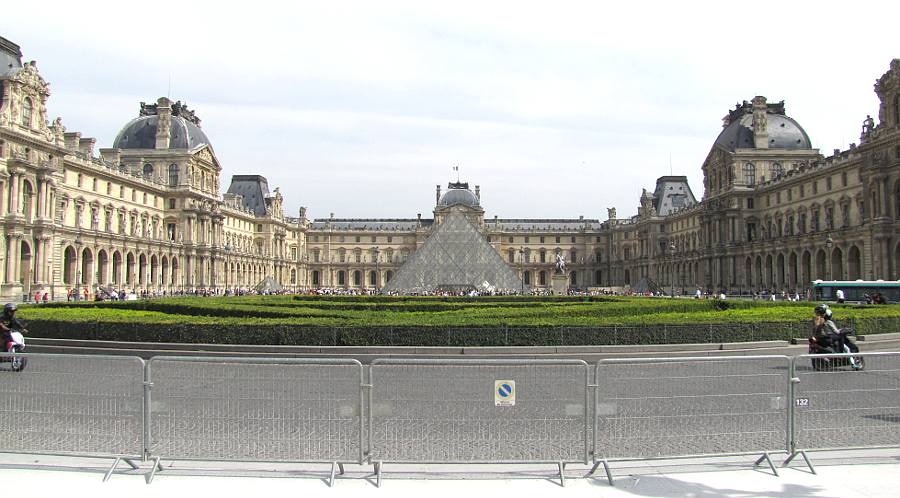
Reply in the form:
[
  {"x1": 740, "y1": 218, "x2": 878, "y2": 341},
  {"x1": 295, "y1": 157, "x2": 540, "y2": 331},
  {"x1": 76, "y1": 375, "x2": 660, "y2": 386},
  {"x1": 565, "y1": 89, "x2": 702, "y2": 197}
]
[{"x1": 1, "y1": 35, "x2": 898, "y2": 299}]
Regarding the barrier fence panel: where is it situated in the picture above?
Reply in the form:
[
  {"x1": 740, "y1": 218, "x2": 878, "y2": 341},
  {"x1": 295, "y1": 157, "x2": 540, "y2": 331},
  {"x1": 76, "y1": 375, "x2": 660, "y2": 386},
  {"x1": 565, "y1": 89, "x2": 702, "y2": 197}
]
[
  {"x1": 792, "y1": 352, "x2": 900, "y2": 452},
  {"x1": 147, "y1": 357, "x2": 364, "y2": 465},
  {"x1": 0, "y1": 353, "x2": 144, "y2": 458},
  {"x1": 595, "y1": 356, "x2": 791, "y2": 463},
  {"x1": 369, "y1": 359, "x2": 590, "y2": 464}
]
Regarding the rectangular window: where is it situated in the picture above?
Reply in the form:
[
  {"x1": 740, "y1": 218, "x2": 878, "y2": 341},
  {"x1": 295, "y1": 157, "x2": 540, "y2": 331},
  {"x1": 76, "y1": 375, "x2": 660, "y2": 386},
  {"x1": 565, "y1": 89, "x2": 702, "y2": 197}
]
[
  {"x1": 524, "y1": 236, "x2": 529, "y2": 243},
  {"x1": 800, "y1": 184, "x2": 805, "y2": 198},
  {"x1": 168, "y1": 198, "x2": 176, "y2": 209},
  {"x1": 508, "y1": 236, "x2": 513, "y2": 243},
  {"x1": 812, "y1": 210, "x2": 820, "y2": 232},
  {"x1": 826, "y1": 176, "x2": 833, "y2": 191},
  {"x1": 119, "y1": 186, "x2": 124, "y2": 198},
  {"x1": 787, "y1": 189, "x2": 792, "y2": 202},
  {"x1": 825, "y1": 207, "x2": 834, "y2": 230},
  {"x1": 387, "y1": 236, "x2": 392, "y2": 243},
  {"x1": 571, "y1": 236, "x2": 576, "y2": 243},
  {"x1": 841, "y1": 172, "x2": 848, "y2": 187},
  {"x1": 747, "y1": 198, "x2": 754, "y2": 209},
  {"x1": 540, "y1": 236, "x2": 545, "y2": 243},
  {"x1": 812, "y1": 181, "x2": 818, "y2": 194},
  {"x1": 555, "y1": 236, "x2": 560, "y2": 243}
]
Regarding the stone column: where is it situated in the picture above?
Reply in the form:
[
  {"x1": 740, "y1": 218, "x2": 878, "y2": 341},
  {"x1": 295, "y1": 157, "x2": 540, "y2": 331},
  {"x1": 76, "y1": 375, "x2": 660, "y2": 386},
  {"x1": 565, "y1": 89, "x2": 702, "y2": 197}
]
[{"x1": 8, "y1": 174, "x2": 19, "y2": 215}]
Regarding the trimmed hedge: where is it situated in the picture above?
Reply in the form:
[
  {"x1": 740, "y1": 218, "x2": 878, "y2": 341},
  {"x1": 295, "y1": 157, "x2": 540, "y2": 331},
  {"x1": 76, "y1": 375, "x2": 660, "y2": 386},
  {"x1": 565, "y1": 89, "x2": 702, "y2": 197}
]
[
  {"x1": 19, "y1": 296, "x2": 900, "y2": 346},
  {"x1": 24, "y1": 316, "x2": 894, "y2": 347}
]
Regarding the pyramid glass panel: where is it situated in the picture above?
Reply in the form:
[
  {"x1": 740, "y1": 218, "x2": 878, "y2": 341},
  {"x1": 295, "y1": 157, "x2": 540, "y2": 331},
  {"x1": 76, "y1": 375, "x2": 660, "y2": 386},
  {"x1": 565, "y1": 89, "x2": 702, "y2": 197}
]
[{"x1": 383, "y1": 210, "x2": 526, "y2": 294}]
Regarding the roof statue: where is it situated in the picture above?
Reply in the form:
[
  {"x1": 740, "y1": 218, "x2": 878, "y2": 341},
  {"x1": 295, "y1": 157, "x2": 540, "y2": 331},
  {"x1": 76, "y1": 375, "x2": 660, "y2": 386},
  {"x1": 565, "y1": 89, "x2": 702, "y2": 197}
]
[{"x1": 382, "y1": 210, "x2": 524, "y2": 294}]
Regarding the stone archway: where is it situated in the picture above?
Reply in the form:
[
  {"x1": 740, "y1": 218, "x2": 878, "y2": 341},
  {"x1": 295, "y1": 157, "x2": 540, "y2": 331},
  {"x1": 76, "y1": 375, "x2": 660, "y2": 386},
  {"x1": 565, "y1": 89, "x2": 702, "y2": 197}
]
[
  {"x1": 63, "y1": 246, "x2": 77, "y2": 285},
  {"x1": 831, "y1": 248, "x2": 844, "y2": 280},
  {"x1": 788, "y1": 252, "x2": 798, "y2": 290},
  {"x1": 801, "y1": 250, "x2": 812, "y2": 287},
  {"x1": 895, "y1": 241, "x2": 900, "y2": 280},
  {"x1": 112, "y1": 251, "x2": 122, "y2": 285},
  {"x1": 815, "y1": 250, "x2": 826, "y2": 280},
  {"x1": 125, "y1": 252, "x2": 135, "y2": 286},
  {"x1": 81, "y1": 247, "x2": 93, "y2": 285},
  {"x1": 19, "y1": 240, "x2": 32, "y2": 294},
  {"x1": 848, "y1": 245, "x2": 862, "y2": 280},
  {"x1": 97, "y1": 249, "x2": 109, "y2": 285}
]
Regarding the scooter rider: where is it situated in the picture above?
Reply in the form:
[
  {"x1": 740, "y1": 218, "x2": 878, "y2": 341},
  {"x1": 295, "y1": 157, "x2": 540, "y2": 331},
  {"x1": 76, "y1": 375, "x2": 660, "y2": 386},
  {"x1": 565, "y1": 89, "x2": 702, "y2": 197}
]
[
  {"x1": 0, "y1": 303, "x2": 23, "y2": 352},
  {"x1": 810, "y1": 304, "x2": 839, "y2": 350}
]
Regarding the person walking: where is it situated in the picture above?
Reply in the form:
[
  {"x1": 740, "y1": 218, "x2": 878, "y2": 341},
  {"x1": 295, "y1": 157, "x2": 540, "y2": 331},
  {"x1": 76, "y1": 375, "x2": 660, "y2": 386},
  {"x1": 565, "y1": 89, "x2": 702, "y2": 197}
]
[{"x1": 836, "y1": 288, "x2": 845, "y2": 303}]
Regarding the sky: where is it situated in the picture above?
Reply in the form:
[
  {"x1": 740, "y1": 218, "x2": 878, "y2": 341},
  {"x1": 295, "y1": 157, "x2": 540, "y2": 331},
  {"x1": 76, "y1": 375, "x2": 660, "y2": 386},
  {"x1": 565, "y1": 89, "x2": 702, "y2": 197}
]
[{"x1": 5, "y1": 1, "x2": 898, "y2": 220}]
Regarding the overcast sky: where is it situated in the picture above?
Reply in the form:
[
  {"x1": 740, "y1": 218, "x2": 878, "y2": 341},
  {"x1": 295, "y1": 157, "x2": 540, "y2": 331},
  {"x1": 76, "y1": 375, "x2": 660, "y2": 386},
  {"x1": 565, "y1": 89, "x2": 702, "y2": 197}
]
[{"x1": 6, "y1": 1, "x2": 898, "y2": 220}]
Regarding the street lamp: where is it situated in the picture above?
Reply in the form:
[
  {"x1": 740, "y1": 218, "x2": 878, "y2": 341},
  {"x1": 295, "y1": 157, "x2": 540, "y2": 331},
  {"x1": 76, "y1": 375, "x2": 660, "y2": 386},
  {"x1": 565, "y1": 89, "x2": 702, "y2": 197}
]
[
  {"x1": 825, "y1": 233, "x2": 834, "y2": 281},
  {"x1": 668, "y1": 241, "x2": 676, "y2": 298},
  {"x1": 373, "y1": 246, "x2": 380, "y2": 294}
]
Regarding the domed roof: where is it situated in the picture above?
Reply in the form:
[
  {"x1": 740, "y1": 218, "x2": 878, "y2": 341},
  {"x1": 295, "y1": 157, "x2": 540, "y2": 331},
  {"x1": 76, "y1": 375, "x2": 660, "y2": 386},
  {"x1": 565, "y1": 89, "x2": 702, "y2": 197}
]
[
  {"x1": 438, "y1": 187, "x2": 479, "y2": 208},
  {"x1": 714, "y1": 112, "x2": 811, "y2": 152},
  {"x1": 113, "y1": 115, "x2": 211, "y2": 150}
]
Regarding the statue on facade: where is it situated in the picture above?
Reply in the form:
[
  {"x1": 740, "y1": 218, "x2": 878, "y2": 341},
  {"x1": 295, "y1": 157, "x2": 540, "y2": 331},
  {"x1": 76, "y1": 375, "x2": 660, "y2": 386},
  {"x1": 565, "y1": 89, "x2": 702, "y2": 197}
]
[
  {"x1": 607, "y1": 207, "x2": 617, "y2": 220},
  {"x1": 860, "y1": 115, "x2": 875, "y2": 141},
  {"x1": 555, "y1": 251, "x2": 566, "y2": 274}
]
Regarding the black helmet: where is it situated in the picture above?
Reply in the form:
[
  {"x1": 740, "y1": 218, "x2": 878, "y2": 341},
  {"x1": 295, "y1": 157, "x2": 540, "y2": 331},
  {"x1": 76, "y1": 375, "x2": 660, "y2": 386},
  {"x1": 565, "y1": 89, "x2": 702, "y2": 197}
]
[
  {"x1": 4, "y1": 303, "x2": 17, "y2": 314},
  {"x1": 814, "y1": 304, "x2": 829, "y2": 316}
]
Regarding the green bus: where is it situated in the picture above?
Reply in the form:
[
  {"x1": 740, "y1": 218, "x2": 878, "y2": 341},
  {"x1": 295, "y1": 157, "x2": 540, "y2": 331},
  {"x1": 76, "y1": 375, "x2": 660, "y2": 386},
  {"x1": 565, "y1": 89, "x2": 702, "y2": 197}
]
[{"x1": 812, "y1": 280, "x2": 900, "y2": 304}]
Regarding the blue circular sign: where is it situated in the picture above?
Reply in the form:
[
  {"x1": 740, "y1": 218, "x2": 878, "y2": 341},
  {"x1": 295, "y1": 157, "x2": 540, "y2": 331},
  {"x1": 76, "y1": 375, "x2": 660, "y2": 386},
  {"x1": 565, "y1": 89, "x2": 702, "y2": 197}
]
[{"x1": 498, "y1": 383, "x2": 512, "y2": 397}]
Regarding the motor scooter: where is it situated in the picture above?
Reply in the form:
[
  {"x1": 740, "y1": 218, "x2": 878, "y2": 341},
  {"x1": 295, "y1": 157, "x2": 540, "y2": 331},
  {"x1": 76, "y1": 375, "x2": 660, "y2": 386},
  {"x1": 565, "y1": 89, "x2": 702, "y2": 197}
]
[
  {"x1": 809, "y1": 328, "x2": 863, "y2": 371},
  {"x1": 1, "y1": 329, "x2": 27, "y2": 372}
]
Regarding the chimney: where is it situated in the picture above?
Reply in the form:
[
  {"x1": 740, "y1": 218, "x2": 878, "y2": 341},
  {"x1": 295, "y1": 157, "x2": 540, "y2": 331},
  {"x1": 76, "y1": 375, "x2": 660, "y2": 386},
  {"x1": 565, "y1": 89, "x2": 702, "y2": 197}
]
[
  {"x1": 64, "y1": 132, "x2": 81, "y2": 151},
  {"x1": 436, "y1": 184, "x2": 441, "y2": 204},
  {"x1": 475, "y1": 185, "x2": 480, "y2": 201},
  {"x1": 79, "y1": 137, "x2": 96, "y2": 157},
  {"x1": 155, "y1": 97, "x2": 172, "y2": 150},
  {"x1": 751, "y1": 96, "x2": 769, "y2": 149},
  {"x1": 299, "y1": 206, "x2": 307, "y2": 221}
]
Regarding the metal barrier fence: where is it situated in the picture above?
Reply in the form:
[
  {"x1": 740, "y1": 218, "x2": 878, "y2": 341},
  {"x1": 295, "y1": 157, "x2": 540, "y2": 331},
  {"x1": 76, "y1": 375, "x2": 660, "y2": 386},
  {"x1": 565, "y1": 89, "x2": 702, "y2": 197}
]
[
  {"x1": 368, "y1": 359, "x2": 590, "y2": 470},
  {"x1": 147, "y1": 357, "x2": 364, "y2": 469},
  {"x1": 0, "y1": 352, "x2": 144, "y2": 471},
  {"x1": 791, "y1": 352, "x2": 900, "y2": 455},
  {"x1": 0, "y1": 351, "x2": 899, "y2": 485},
  {"x1": 593, "y1": 356, "x2": 790, "y2": 482}
]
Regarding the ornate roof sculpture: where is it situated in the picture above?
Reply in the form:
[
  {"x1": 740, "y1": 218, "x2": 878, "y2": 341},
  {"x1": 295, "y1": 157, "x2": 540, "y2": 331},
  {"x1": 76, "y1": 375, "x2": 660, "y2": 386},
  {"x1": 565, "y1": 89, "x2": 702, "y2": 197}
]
[{"x1": 382, "y1": 210, "x2": 525, "y2": 294}]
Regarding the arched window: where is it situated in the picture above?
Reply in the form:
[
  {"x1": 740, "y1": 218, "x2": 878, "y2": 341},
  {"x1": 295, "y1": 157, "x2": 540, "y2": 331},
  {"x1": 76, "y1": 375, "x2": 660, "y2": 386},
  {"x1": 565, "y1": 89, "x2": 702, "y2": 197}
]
[
  {"x1": 772, "y1": 162, "x2": 784, "y2": 178},
  {"x1": 353, "y1": 270, "x2": 361, "y2": 286},
  {"x1": 143, "y1": 163, "x2": 154, "y2": 176},
  {"x1": 168, "y1": 164, "x2": 179, "y2": 186},
  {"x1": 743, "y1": 163, "x2": 755, "y2": 185},
  {"x1": 22, "y1": 97, "x2": 33, "y2": 127}
]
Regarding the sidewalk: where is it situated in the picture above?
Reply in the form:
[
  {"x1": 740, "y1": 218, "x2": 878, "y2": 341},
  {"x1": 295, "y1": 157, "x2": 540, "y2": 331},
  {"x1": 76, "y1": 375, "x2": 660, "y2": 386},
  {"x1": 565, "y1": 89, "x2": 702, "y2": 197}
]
[{"x1": 1, "y1": 450, "x2": 897, "y2": 498}]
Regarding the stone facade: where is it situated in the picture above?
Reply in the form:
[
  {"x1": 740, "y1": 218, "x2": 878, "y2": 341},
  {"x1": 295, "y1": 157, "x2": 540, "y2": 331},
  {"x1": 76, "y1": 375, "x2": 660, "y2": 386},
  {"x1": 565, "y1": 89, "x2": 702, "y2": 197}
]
[{"x1": 0, "y1": 36, "x2": 898, "y2": 299}]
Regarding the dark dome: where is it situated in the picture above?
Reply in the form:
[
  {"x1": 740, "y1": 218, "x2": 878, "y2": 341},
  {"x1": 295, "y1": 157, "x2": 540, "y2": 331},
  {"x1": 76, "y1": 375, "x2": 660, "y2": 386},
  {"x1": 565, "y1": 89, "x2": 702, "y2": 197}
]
[
  {"x1": 438, "y1": 188, "x2": 479, "y2": 208},
  {"x1": 714, "y1": 113, "x2": 811, "y2": 151},
  {"x1": 113, "y1": 115, "x2": 211, "y2": 150}
]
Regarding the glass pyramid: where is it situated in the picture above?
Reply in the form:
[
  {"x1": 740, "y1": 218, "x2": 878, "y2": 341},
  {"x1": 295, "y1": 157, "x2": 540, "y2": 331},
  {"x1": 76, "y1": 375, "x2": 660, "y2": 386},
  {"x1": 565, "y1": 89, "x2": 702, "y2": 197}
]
[{"x1": 383, "y1": 210, "x2": 526, "y2": 294}]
